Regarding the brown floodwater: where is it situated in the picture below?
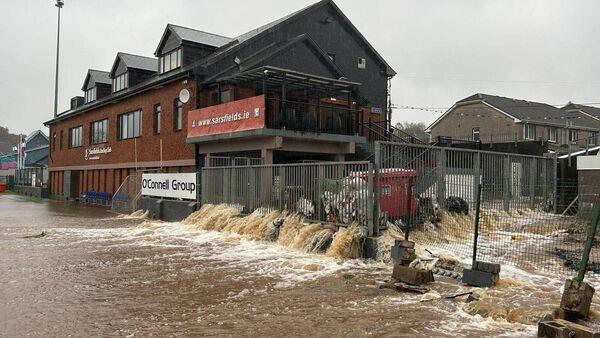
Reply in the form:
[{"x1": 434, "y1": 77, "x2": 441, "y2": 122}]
[{"x1": 1, "y1": 193, "x2": 597, "y2": 337}]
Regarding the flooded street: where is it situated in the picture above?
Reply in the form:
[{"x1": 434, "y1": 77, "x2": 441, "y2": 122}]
[{"x1": 1, "y1": 193, "x2": 596, "y2": 337}]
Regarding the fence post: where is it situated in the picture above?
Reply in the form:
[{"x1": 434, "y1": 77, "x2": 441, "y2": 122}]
[
  {"x1": 503, "y1": 154, "x2": 510, "y2": 213},
  {"x1": 553, "y1": 154, "x2": 558, "y2": 214},
  {"x1": 473, "y1": 152, "x2": 481, "y2": 205},
  {"x1": 578, "y1": 206, "x2": 600, "y2": 282},
  {"x1": 472, "y1": 183, "x2": 483, "y2": 266},
  {"x1": 405, "y1": 176, "x2": 413, "y2": 240},
  {"x1": 529, "y1": 158, "x2": 536, "y2": 209},
  {"x1": 373, "y1": 141, "x2": 382, "y2": 235},
  {"x1": 437, "y1": 148, "x2": 446, "y2": 208},
  {"x1": 279, "y1": 166, "x2": 286, "y2": 210},
  {"x1": 367, "y1": 162, "x2": 374, "y2": 237}
]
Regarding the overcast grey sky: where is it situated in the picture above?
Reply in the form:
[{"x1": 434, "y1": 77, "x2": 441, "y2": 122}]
[{"x1": 1, "y1": 0, "x2": 600, "y2": 135}]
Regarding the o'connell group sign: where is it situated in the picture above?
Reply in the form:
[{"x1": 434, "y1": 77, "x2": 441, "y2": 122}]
[
  {"x1": 141, "y1": 173, "x2": 197, "y2": 200},
  {"x1": 187, "y1": 95, "x2": 265, "y2": 138}
]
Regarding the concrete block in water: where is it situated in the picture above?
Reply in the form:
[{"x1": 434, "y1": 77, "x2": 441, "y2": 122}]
[
  {"x1": 392, "y1": 263, "x2": 434, "y2": 286},
  {"x1": 474, "y1": 261, "x2": 501, "y2": 274},
  {"x1": 560, "y1": 279, "x2": 595, "y2": 319},
  {"x1": 462, "y1": 267, "x2": 499, "y2": 288},
  {"x1": 538, "y1": 319, "x2": 600, "y2": 338},
  {"x1": 391, "y1": 240, "x2": 417, "y2": 265}
]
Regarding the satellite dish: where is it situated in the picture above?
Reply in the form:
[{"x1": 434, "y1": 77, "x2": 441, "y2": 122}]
[{"x1": 179, "y1": 89, "x2": 190, "y2": 104}]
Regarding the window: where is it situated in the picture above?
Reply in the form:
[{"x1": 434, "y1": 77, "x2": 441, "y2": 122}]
[
  {"x1": 548, "y1": 127, "x2": 557, "y2": 143},
  {"x1": 174, "y1": 99, "x2": 183, "y2": 131},
  {"x1": 589, "y1": 132, "x2": 598, "y2": 146},
  {"x1": 524, "y1": 124, "x2": 535, "y2": 140},
  {"x1": 159, "y1": 48, "x2": 182, "y2": 74},
  {"x1": 90, "y1": 119, "x2": 109, "y2": 144},
  {"x1": 112, "y1": 72, "x2": 128, "y2": 92},
  {"x1": 69, "y1": 126, "x2": 83, "y2": 148},
  {"x1": 118, "y1": 110, "x2": 142, "y2": 140},
  {"x1": 60, "y1": 130, "x2": 63, "y2": 149},
  {"x1": 327, "y1": 53, "x2": 336, "y2": 62},
  {"x1": 471, "y1": 127, "x2": 480, "y2": 141},
  {"x1": 357, "y1": 57, "x2": 366, "y2": 69},
  {"x1": 211, "y1": 90, "x2": 231, "y2": 105},
  {"x1": 569, "y1": 129, "x2": 578, "y2": 144},
  {"x1": 85, "y1": 87, "x2": 97, "y2": 103},
  {"x1": 52, "y1": 132, "x2": 56, "y2": 151},
  {"x1": 154, "y1": 104, "x2": 162, "y2": 134}
]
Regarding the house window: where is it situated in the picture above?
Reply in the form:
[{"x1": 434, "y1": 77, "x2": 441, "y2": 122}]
[
  {"x1": 159, "y1": 48, "x2": 182, "y2": 74},
  {"x1": 524, "y1": 124, "x2": 535, "y2": 140},
  {"x1": 357, "y1": 57, "x2": 366, "y2": 69},
  {"x1": 118, "y1": 110, "x2": 142, "y2": 140},
  {"x1": 174, "y1": 99, "x2": 183, "y2": 131},
  {"x1": 112, "y1": 72, "x2": 128, "y2": 92},
  {"x1": 154, "y1": 104, "x2": 162, "y2": 134},
  {"x1": 90, "y1": 119, "x2": 109, "y2": 144},
  {"x1": 69, "y1": 126, "x2": 83, "y2": 148},
  {"x1": 327, "y1": 53, "x2": 336, "y2": 62},
  {"x1": 548, "y1": 127, "x2": 557, "y2": 143},
  {"x1": 85, "y1": 87, "x2": 97, "y2": 103},
  {"x1": 589, "y1": 132, "x2": 598, "y2": 146},
  {"x1": 60, "y1": 130, "x2": 63, "y2": 149},
  {"x1": 52, "y1": 132, "x2": 56, "y2": 151},
  {"x1": 569, "y1": 129, "x2": 578, "y2": 144},
  {"x1": 472, "y1": 127, "x2": 480, "y2": 141}
]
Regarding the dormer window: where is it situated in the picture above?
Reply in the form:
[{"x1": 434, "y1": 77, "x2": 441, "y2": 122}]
[
  {"x1": 84, "y1": 87, "x2": 96, "y2": 103},
  {"x1": 112, "y1": 72, "x2": 128, "y2": 92},
  {"x1": 159, "y1": 48, "x2": 181, "y2": 74}
]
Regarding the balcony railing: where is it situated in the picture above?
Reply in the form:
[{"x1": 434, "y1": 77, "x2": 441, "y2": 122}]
[{"x1": 264, "y1": 97, "x2": 361, "y2": 136}]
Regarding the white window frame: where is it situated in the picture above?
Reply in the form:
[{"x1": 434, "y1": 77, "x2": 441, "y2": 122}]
[
  {"x1": 523, "y1": 124, "x2": 535, "y2": 140},
  {"x1": 91, "y1": 119, "x2": 109, "y2": 144},
  {"x1": 159, "y1": 48, "x2": 182, "y2": 74},
  {"x1": 569, "y1": 129, "x2": 578, "y2": 144},
  {"x1": 85, "y1": 87, "x2": 97, "y2": 103},
  {"x1": 548, "y1": 127, "x2": 557, "y2": 143},
  {"x1": 112, "y1": 72, "x2": 128, "y2": 92},
  {"x1": 589, "y1": 132, "x2": 598, "y2": 146},
  {"x1": 357, "y1": 57, "x2": 366, "y2": 69},
  {"x1": 472, "y1": 127, "x2": 480, "y2": 141},
  {"x1": 118, "y1": 110, "x2": 142, "y2": 140},
  {"x1": 69, "y1": 126, "x2": 83, "y2": 148}
]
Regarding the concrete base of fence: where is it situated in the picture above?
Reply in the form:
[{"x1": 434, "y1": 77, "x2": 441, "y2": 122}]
[
  {"x1": 538, "y1": 319, "x2": 600, "y2": 338},
  {"x1": 392, "y1": 263, "x2": 434, "y2": 285},
  {"x1": 560, "y1": 280, "x2": 595, "y2": 319},
  {"x1": 12, "y1": 185, "x2": 49, "y2": 199},
  {"x1": 462, "y1": 261, "x2": 501, "y2": 287},
  {"x1": 139, "y1": 197, "x2": 199, "y2": 222}
]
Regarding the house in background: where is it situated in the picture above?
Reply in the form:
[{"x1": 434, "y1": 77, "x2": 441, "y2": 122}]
[{"x1": 426, "y1": 93, "x2": 600, "y2": 155}]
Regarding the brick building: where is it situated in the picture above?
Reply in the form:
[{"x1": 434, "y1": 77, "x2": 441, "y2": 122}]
[
  {"x1": 427, "y1": 93, "x2": 600, "y2": 154},
  {"x1": 44, "y1": 0, "x2": 395, "y2": 200}
]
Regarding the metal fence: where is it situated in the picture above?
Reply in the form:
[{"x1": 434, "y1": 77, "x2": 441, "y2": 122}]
[
  {"x1": 206, "y1": 156, "x2": 263, "y2": 167},
  {"x1": 202, "y1": 161, "x2": 375, "y2": 234},
  {"x1": 374, "y1": 141, "x2": 600, "y2": 274},
  {"x1": 14, "y1": 168, "x2": 48, "y2": 187}
]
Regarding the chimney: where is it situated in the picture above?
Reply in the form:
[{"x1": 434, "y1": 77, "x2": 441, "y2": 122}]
[{"x1": 70, "y1": 96, "x2": 85, "y2": 110}]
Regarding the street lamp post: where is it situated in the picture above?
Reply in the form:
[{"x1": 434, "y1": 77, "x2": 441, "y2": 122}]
[{"x1": 53, "y1": 0, "x2": 64, "y2": 118}]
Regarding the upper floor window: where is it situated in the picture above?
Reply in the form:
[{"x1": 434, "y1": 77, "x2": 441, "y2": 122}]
[
  {"x1": 85, "y1": 87, "x2": 97, "y2": 103},
  {"x1": 60, "y1": 130, "x2": 64, "y2": 149},
  {"x1": 472, "y1": 127, "x2": 480, "y2": 141},
  {"x1": 569, "y1": 129, "x2": 578, "y2": 144},
  {"x1": 52, "y1": 132, "x2": 56, "y2": 151},
  {"x1": 589, "y1": 132, "x2": 598, "y2": 146},
  {"x1": 211, "y1": 90, "x2": 231, "y2": 105},
  {"x1": 524, "y1": 124, "x2": 535, "y2": 140},
  {"x1": 69, "y1": 126, "x2": 83, "y2": 148},
  {"x1": 357, "y1": 57, "x2": 366, "y2": 69},
  {"x1": 154, "y1": 104, "x2": 162, "y2": 134},
  {"x1": 112, "y1": 72, "x2": 128, "y2": 92},
  {"x1": 90, "y1": 119, "x2": 109, "y2": 144},
  {"x1": 118, "y1": 110, "x2": 142, "y2": 140},
  {"x1": 174, "y1": 99, "x2": 183, "y2": 131},
  {"x1": 159, "y1": 48, "x2": 181, "y2": 74},
  {"x1": 548, "y1": 127, "x2": 557, "y2": 143}
]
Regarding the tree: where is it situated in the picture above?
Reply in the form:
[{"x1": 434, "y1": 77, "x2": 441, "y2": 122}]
[{"x1": 395, "y1": 121, "x2": 427, "y2": 135}]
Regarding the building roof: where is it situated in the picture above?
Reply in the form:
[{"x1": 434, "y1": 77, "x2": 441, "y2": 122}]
[
  {"x1": 25, "y1": 130, "x2": 48, "y2": 143},
  {"x1": 81, "y1": 69, "x2": 111, "y2": 90},
  {"x1": 110, "y1": 52, "x2": 157, "y2": 76},
  {"x1": 456, "y1": 93, "x2": 597, "y2": 129},
  {"x1": 563, "y1": 102, "x2": 600, "y2": 120}
]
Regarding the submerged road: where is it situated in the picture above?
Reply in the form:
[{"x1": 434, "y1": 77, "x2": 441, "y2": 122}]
[{"x1": 0, "y1": 193, "x2": 580, "y2": 337}]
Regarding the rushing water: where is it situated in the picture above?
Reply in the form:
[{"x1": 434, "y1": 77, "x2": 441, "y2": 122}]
[{"x1": 1, "y1": 193, "x2": 598, "y2": 337}]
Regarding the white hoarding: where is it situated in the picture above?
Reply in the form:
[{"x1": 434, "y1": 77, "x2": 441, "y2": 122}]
[{"x1": 141, "y1": 173, "x2": 197, "y2": 200}]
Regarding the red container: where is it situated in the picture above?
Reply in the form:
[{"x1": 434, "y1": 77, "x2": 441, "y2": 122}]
[
  {"x1": 356, "y1": 168, "x2": 418, "y2": 221},
  {"x1": 0, "y1": 184, "x2": 6, "y2": 193}
]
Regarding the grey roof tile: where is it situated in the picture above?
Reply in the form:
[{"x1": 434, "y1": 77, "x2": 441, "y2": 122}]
[
  {"x1": 118, "y1": 52, "x2": 157, "y2": 72},
  {"x1": 169, "y1": 24, "x2": 233, "y2": 48}
]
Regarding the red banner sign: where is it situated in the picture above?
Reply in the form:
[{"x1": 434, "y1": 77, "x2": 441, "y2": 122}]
[{"x1": 187, "y1": 95, "x2": 266, "y2": 138}]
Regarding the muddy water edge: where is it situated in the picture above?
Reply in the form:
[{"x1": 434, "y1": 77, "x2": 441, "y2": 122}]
[{"x1": 1, "y1": 193, "x2": 591, "y2": 337}]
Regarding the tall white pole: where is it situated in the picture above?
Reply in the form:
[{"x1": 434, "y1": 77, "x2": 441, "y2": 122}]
[{"x1": 53, "y1": 1, "x2": 63, "y2": 118}]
